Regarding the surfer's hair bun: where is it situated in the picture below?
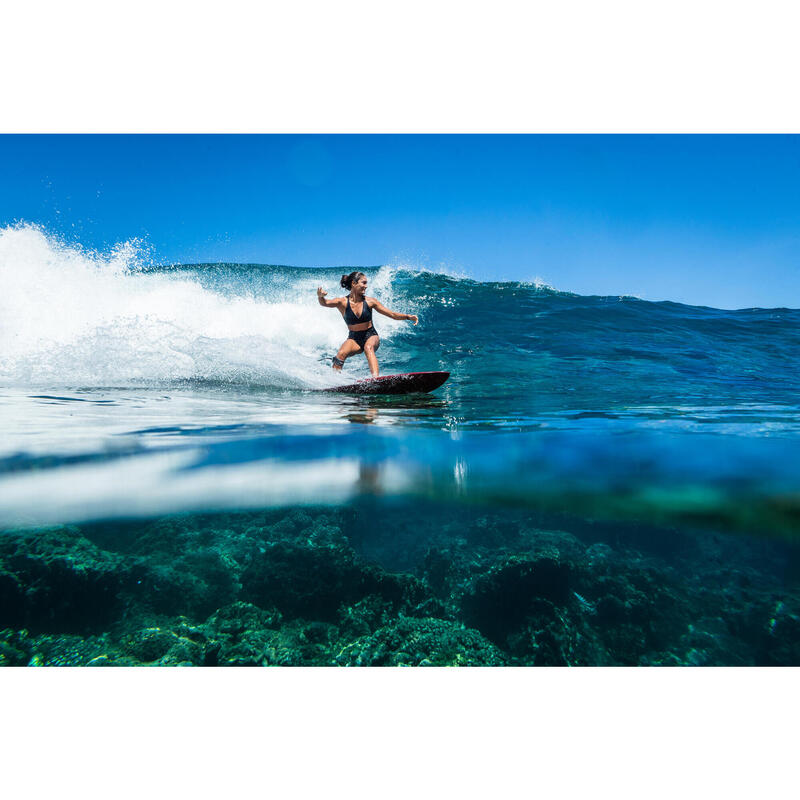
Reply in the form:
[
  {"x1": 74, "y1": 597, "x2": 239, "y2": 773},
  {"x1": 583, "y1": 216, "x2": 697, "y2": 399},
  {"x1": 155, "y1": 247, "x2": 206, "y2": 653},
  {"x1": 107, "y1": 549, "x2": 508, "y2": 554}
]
[{"x1": 340, "y1": 271, "x2": 365, "y2": 290}]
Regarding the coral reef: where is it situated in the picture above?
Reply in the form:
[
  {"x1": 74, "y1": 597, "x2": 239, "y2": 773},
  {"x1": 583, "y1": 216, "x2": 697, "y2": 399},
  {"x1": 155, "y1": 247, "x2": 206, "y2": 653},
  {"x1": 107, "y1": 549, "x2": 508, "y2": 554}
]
[{"x1": 1, "y1": 504, "x2": 799, "y2": 666}]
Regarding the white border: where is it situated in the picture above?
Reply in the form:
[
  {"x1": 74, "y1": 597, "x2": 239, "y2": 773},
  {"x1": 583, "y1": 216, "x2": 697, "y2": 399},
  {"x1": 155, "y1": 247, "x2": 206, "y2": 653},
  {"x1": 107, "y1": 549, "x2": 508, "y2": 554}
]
[
  {"x1": 2, "y1": 668, "x2": 797, "y2": 797},
  {"x1": 2, "y1": 1, "x2": 800, "y2": 132}
]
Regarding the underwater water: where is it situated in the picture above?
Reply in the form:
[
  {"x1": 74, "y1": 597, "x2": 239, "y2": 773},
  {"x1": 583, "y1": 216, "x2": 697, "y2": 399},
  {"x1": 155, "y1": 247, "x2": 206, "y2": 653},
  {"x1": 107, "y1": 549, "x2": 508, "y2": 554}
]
[{"x1": 1, "y1": 223, "x2": 799, "y2": 666}]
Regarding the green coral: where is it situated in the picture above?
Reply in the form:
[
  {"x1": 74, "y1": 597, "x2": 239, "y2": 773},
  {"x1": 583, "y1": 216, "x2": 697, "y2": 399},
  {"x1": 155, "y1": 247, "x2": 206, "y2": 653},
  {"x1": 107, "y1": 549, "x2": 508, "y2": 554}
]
[
  {"x1": 336, "y1": 616, "x2": 506, "y2": 666},
  {"x1": 2, "y1": 506, "x2": 800, "y2": 666}
]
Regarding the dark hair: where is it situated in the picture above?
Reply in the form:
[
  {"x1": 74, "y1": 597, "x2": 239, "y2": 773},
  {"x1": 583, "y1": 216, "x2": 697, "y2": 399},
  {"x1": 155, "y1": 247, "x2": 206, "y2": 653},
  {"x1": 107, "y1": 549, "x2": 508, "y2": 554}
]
[{"x1": 340, "y1": 271, "x2": 366, "y2": 290}]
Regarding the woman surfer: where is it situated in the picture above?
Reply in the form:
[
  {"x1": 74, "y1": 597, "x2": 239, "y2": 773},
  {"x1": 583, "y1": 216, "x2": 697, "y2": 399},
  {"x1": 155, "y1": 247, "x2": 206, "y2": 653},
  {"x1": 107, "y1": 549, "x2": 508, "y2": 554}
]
[{"x1": 317, "y1": 271, "x2": 418, "y2": 377}]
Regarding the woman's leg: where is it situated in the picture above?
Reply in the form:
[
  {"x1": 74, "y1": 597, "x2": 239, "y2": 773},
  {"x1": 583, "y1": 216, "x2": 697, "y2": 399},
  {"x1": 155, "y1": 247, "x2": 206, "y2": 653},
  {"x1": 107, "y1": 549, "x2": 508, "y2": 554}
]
[
  {"x1": 363, "y1": 334, "x2": 380, "y2": 377},
  {"x1": 333, "y1": 339, "x2": 363, "y2": 370}
]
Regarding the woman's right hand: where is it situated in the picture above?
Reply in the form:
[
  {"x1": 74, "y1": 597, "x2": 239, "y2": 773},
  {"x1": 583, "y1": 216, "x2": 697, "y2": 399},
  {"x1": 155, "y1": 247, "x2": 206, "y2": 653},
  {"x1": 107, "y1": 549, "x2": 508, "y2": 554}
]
[{"x1": 317, "y1": 287, "x2": 327, "y2": 299}]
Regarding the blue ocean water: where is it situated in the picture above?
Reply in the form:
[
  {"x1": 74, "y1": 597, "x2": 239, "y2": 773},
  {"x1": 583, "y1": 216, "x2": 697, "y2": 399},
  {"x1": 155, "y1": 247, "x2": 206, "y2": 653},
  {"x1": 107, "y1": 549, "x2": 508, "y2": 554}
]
[
  {"x1": 2, "y1": 225, "x2": 798, "y2": 535},
  {"x1": 1, "y1": 225, "x2": 799, "y2": 665}
]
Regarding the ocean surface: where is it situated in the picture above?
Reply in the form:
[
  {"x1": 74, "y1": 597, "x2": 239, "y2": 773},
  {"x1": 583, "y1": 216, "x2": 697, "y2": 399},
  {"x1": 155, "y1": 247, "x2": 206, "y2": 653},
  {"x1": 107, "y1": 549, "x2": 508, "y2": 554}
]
[{"x1": 1, "y1": 224, "x2": 799, "y2": 666}]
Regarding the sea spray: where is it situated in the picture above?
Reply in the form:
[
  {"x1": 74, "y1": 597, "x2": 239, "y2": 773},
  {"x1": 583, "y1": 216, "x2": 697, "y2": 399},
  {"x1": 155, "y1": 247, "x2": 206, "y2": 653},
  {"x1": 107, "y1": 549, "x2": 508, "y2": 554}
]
[{"x1": 0, "y1": 225, "x2": 406, "y2": 388}]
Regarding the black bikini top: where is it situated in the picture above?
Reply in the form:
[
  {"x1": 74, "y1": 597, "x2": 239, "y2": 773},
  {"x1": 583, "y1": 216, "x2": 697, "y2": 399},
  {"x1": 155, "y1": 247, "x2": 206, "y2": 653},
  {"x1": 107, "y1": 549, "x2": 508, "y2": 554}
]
[{"x1": 344, "y1": 295, "x2": 372, "y2": 325}]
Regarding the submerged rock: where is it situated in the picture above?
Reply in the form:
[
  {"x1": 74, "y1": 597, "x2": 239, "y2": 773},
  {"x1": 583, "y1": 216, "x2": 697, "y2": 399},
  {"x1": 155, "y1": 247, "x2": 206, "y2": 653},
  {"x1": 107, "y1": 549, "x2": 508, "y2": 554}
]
[
  {"x1": 0, "y1": 628, "x2": 30, "y2": 666},
  {"x1": 1, "y1": 627, "x2": 133, "y2": 666},
  {"x1": 240, "y1": 540, "x2": 430, "y2": 622},
  {"x1": 0, "y1": 528, "x2": 136, "y2": 634},
  {"x1": 460, "y1": 554, "x2": 573, "y2": 646},
  {"x1": 123, "y1": 625, "x2": 205, "y2": 666},
  {"x1": 200, "y1": 602, "x2": 339, "y2": 666},
  {"x1": 335, "y1": 616, "x2": 507, "y2": 666}
]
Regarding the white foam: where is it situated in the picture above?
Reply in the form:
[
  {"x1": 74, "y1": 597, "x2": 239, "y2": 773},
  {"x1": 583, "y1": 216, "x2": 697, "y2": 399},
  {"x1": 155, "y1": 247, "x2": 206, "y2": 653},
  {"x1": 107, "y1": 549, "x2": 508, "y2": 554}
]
[{"x1": 0, "y1": 224, "x2": 398, "y2": 388}]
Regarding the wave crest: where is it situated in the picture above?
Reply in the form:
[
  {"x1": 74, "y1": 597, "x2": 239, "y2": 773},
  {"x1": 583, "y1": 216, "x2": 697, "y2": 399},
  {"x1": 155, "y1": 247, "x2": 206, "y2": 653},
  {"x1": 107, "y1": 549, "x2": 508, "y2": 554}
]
[{"x1": 0, "y1": 225, "x2": 360, "y2": 387}]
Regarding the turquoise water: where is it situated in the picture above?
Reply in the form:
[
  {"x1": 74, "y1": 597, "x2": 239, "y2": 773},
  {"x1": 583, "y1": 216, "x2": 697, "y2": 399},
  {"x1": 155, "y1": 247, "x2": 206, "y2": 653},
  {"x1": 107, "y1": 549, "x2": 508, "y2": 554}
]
[{"x1": 1, "y1": 227, "x2": 799, "y2": 665}]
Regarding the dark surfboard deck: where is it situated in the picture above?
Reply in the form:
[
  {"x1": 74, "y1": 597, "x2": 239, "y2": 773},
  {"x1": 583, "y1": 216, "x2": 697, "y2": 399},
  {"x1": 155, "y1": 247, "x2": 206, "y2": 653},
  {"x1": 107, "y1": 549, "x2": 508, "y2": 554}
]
[{"x1": 320, "y1": 371, "x2": 450, "y2": 395}]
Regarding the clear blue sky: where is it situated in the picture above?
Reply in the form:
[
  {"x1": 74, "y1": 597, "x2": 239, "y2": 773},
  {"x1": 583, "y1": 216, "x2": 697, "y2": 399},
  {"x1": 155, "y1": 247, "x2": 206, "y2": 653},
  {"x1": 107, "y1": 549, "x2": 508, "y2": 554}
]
[{"x1": 1, "y1": 134, "x2": 798, "y2": 308}]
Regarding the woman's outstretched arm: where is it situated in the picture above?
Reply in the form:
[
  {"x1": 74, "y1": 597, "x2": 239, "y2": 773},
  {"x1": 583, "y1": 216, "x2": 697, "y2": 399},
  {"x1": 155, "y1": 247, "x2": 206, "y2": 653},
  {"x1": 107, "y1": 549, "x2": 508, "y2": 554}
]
[
  {"x1": 317, "y1": 287, "x2": 342, "y2": 308},
  {"x1": 369, "y1": 297, "x2": 418, "y2": 325}
]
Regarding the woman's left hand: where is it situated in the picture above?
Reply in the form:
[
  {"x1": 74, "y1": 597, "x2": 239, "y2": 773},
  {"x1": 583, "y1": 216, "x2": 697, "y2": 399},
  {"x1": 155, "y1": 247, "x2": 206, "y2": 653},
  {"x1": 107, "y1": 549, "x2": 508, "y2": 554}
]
[{"x1": 408, "y1": 314, "x2": 418, "y2": 325}]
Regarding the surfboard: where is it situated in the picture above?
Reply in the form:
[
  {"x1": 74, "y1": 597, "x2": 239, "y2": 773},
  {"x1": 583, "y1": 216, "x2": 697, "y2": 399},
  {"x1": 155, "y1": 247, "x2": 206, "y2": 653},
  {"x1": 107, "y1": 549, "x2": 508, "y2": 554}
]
[{"x1": 320, "y1": 371, "x2": 450, "y2": 395}]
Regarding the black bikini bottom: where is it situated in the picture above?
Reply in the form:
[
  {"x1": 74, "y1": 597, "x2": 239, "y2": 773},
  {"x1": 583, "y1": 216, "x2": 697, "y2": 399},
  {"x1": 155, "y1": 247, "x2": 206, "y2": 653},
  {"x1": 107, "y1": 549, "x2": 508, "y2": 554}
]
[{"x1": 348, "y1": 327, "x2": 379, "y2": 350}]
